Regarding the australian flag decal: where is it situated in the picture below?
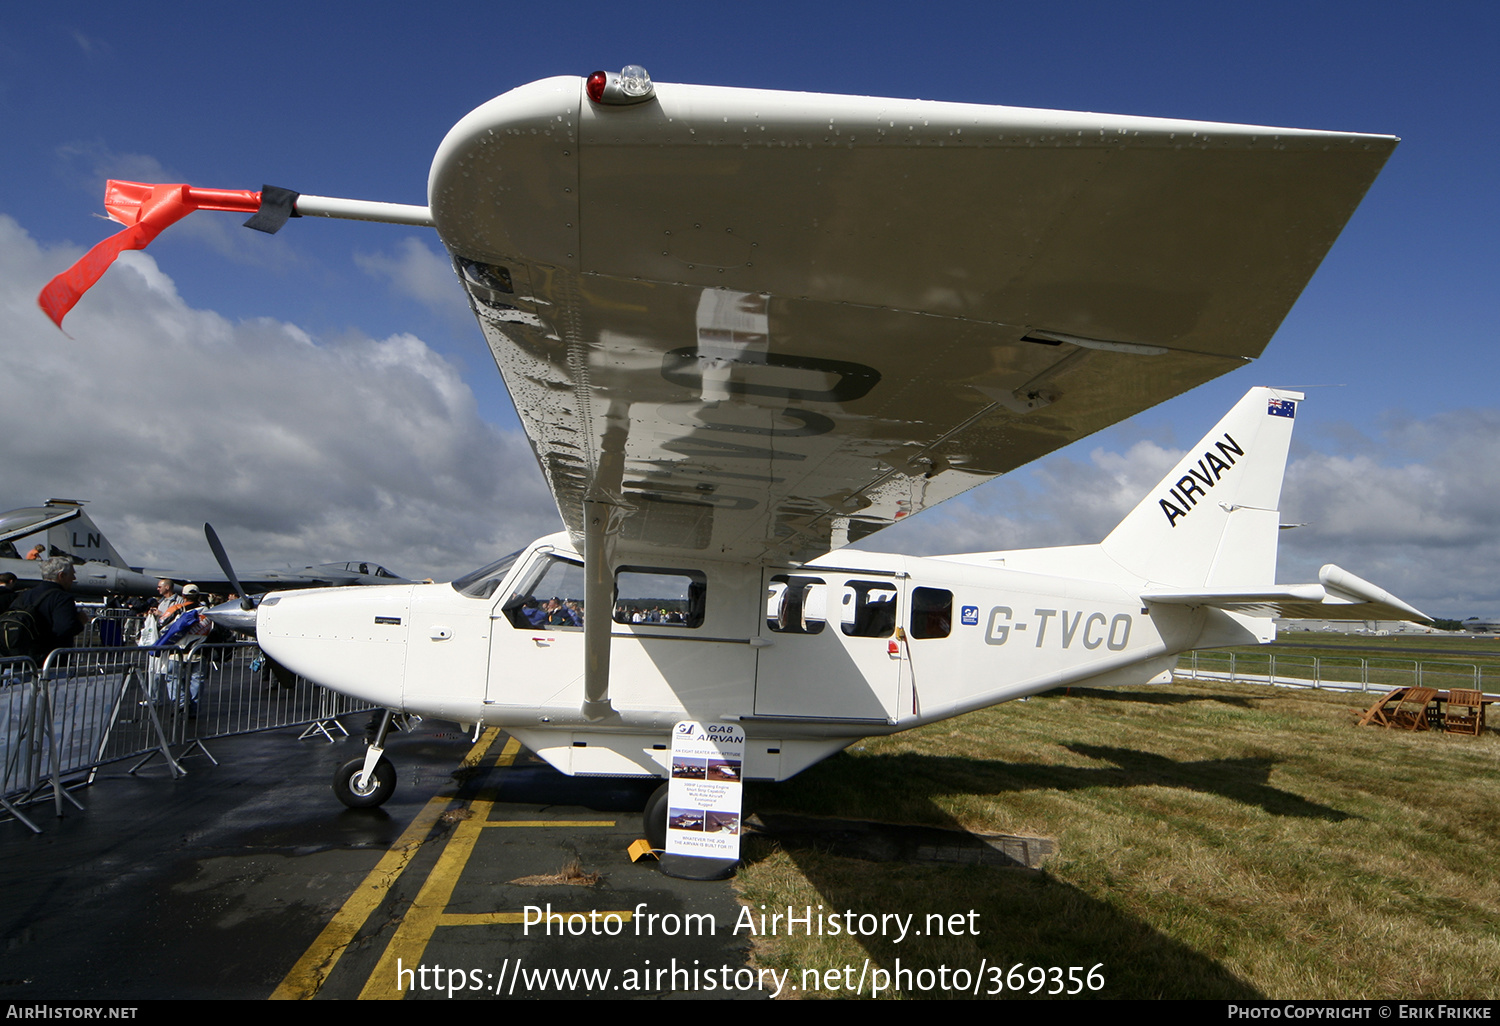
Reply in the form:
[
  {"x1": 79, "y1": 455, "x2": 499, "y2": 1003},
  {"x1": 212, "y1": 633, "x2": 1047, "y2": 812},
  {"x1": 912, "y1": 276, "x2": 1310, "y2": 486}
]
[{"x1": 1267, "y1": 398, "x2": 1296, "y2": 419}]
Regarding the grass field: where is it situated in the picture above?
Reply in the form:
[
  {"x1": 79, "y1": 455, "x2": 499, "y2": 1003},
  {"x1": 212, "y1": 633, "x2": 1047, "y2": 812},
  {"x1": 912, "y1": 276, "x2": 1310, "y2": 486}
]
[{"x1": 736, "y1": 672, "x2": 1500, "y2": 1000}]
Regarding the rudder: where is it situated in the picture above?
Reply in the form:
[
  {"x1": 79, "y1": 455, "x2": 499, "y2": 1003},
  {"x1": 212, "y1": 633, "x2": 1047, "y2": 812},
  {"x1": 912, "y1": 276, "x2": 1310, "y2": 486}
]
[{"x1": 44, "y1": 501, "x2": 131, "y2": 568}]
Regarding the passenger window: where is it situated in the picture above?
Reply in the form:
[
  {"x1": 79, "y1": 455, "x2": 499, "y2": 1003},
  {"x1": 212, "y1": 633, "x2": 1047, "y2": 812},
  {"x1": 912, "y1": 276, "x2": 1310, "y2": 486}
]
[
  {"x1": 840, "y1": 581, "x2": 897, "y2": 638},
  {"x1": 614, "y1": 567, "x2": 706, "y2": 628},
  {"x1": 910, "y1": 587, "x2": 953, "y2": 640},
  {"x1": 501, "y1": 554, "x2": 585, "y2": 629},
  {"x1": 766, "y1": 575, "x2": 826, "y2": 634}
]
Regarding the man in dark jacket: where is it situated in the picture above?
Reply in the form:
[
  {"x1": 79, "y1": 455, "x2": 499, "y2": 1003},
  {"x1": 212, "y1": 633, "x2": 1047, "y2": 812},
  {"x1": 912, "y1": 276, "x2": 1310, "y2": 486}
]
[{"x1": 15, "y1": 558, "x2": 85, "y2": 663}]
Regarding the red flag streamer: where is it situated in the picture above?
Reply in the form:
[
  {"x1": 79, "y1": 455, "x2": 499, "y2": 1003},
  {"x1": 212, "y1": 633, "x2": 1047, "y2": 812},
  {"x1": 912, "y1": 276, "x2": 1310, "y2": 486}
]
[{"x1": 37, "y1": 181, "x2": 262, "y2": 328}]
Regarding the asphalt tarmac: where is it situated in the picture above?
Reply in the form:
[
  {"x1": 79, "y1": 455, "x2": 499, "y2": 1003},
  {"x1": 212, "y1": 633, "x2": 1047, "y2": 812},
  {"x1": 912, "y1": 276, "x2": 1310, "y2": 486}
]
[{"x1": 0, "y1": 717, "x2": 759, "y2": 1001}]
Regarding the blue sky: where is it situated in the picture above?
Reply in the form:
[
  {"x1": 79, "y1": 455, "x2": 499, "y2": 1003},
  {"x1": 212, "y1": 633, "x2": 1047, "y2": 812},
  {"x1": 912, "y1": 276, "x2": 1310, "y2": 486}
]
[{"x1": 2, "y1": 3, "x2": 1496, "y2": 613}]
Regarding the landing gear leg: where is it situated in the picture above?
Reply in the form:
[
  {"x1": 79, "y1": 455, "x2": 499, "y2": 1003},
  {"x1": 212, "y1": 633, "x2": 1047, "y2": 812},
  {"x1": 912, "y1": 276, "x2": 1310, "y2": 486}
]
[
  {"x1": 643, "y1": 780, "x2": 670, "y2": 851},
  {"x1": 334, "y1": 709, "x2": 396, "y2": 808}
]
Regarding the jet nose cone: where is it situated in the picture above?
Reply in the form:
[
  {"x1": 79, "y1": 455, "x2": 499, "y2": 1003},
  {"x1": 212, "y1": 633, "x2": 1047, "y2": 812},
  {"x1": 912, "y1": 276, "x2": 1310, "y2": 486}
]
[{"x1": 205, "y1": 597, "x2": 259, "y2": 634}]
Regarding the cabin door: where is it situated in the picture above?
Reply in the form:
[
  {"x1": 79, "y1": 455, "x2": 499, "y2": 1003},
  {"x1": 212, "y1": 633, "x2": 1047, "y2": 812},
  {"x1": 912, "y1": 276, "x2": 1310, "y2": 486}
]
[{"x1": 753, "y1": 569, "x2": 903, "y2": 721}]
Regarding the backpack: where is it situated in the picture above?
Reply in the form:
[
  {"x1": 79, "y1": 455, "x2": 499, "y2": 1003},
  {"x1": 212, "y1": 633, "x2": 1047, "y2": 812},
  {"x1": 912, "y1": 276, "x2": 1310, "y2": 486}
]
[{"x1": 0, "y1": 596, "x2": 42, "y2": 659}]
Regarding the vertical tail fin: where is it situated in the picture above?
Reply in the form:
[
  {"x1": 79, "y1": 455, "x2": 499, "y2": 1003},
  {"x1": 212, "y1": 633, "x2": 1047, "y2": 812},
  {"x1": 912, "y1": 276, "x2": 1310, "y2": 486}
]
[
  {"x1": 1101, "y1": 387, "x2": 1301, "y2": 589},
  {"x1": 42, "y1": 501, "x2": 131, "y2": 568}
]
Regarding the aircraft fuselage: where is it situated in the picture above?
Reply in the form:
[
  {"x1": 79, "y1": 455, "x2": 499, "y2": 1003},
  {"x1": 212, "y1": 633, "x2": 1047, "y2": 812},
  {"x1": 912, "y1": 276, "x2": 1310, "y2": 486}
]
[{"x1": 256, "y1": 531, "x2": 1259, "y2": 782}]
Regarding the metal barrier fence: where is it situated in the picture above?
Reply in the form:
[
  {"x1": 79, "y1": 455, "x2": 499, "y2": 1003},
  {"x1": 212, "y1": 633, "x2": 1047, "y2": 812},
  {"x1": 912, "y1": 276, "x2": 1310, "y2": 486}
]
[
  {"x1": 1, "y1": 656, "x2": 46, "y2": 832},
  {"x1": 1, "y1": 642, "x2": 374, "y2": 833},
  {"x1": 76, "y1": 606, "x2": 149, "y2": 648},
  {"x1": 1176, "y1": 650, "x2": 1494, "y2": 697}
]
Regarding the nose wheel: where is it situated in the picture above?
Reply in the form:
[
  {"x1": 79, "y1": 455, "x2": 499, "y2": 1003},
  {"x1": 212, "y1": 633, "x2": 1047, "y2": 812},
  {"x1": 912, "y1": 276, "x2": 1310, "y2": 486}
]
[
  {"x1": 333, "y1": 709, "x2": 398, "y2": 808},
  {"x1": 334, "y1": 755, "x2": 395, "y2": 808}
]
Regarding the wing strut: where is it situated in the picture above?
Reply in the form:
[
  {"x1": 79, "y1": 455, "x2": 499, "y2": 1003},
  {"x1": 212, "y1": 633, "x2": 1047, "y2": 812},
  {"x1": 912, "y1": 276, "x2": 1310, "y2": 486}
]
[
  {"x1": 581, "y1": 400, "x2": 634, "y2": 721},
  {"x1": 581, "y1": 499, "x2": 627, "y2": 720}
]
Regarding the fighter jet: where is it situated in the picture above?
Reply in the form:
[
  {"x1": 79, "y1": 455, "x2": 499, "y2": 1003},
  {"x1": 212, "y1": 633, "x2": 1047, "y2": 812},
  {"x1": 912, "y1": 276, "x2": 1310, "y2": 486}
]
[{"x1": 0, "y1": 499, "x2": 410, "y2": 596}]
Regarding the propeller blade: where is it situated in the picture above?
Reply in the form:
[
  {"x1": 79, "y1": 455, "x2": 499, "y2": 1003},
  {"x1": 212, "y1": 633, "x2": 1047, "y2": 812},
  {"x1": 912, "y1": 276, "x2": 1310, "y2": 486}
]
[{"x1": 204, "y1": 523, "x2": 252, "y2": 610}]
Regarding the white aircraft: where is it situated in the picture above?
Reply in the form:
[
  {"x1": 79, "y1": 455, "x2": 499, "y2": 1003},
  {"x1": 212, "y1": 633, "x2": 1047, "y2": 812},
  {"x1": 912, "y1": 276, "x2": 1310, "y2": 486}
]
[
  {"x1": 0, "y1": 499, "x2": 410, "y2": 596},
  {"x1": 45, "y1": 70, "x2": 1427, "y2": 840}
]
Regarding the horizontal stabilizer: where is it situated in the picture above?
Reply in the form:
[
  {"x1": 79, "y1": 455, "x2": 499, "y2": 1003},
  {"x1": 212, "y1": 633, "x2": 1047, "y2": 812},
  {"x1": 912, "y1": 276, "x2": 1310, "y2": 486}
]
[{"x1": 1143, "y1": 564, "x2": 1430, "y2": 624}]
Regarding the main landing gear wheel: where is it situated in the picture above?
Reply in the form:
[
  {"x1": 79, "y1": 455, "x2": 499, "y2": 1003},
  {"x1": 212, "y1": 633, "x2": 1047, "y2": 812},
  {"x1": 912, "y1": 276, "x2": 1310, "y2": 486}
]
[
  {"x1": 642, "y1": 780, "x2": 737, "y2": 881},
  {"x1": 643, "y1": 781, "x2": 670, "y2": 851},
  {"x1": 334, "y1": 756, "x2": 396, "y2": 808}
]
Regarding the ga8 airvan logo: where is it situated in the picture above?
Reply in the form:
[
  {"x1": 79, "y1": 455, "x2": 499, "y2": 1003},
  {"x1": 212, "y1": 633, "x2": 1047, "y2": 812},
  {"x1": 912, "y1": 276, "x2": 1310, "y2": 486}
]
[{"x1": 961, "y1": 606, "x2": 979, "y2": 626}]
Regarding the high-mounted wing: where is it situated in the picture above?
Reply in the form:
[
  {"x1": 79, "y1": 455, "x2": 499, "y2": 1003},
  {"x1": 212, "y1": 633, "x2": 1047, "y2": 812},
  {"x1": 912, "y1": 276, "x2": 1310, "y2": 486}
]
[{"x1": 430, "y1": 77, "x2": 1395, "y2": 565}]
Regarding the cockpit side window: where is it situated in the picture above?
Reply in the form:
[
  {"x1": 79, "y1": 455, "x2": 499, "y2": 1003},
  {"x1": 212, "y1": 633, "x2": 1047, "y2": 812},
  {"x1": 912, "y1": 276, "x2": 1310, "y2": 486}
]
[
  {"x1": 501, "y1": 554, "x2": 586, "y2": 628},
  {"x1": 451, "y1": 548, "x2": 524, "y2": 600}
]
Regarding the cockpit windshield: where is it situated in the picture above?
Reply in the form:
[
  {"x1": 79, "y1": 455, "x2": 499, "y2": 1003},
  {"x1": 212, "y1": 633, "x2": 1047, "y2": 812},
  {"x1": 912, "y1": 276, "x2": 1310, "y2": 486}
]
[{"x1": 451, "y1": 549, "x2": 524, "y2": 600}]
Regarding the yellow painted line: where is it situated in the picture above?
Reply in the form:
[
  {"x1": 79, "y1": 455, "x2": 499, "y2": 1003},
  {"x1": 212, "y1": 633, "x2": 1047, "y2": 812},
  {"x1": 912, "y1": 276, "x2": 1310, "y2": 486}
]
[
  {"x1": 460, "y1": 726, "x2": 502, "y2": 768},
  {"x1": 484, "y1": 820, "x2": 616, "y2": 828},
  {"x1": 270, "y1": 794, "x2": 455, "y2": 999},
  {"x1": 349, "y1": 735, "x2": 620, "y2": 999},
  {"x1": 270, "y1": 728, "x2": 504, "y2": 1000},
  {"x1": 439, "y1": 911, "x2": 636, "y2": 926},
  {"x1": 360, "y1": 797, "x2": 494, "y2": 999}
]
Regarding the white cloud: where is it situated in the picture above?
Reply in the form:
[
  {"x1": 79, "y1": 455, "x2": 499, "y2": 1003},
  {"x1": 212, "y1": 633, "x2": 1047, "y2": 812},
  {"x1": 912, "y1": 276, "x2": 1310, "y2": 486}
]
[
  {"x1": 66, "y1": 29, "x2": 110, "y2": 56},
  {"x1": 355, "y1": 237, "x2": 464, "y2": 316},
  {"x1": 860, "y1": 438, "x2": 1182, "y2": 555},
  {"x1": 864, "y1": 409, "x2": 1500, "y2": 616},
  {"x1": 1276, "y1": 411, "x2": 1500, "y2": 616},
  {"x1": 5, "y1": 211, "x2": 1490, "y2": 616},
  {"x1": 0, "y1": 215, "x2": 560, "y2": 581}
]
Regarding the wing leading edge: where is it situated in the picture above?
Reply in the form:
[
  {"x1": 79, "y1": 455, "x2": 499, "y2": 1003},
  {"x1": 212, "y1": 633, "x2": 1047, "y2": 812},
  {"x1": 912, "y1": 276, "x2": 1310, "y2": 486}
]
[{"x1": 428, "y1": 76, "x2": 1396, "y2": 565}]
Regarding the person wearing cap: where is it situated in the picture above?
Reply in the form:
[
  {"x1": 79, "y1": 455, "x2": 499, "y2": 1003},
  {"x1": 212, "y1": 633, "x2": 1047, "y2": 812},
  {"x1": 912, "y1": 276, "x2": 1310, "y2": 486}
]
[
  {"x1": 148, "y1": 580, "x2": 190, "y2": 704},
  {"x1": 163, "y1": 584, "x2": 210, "y2": 716}
]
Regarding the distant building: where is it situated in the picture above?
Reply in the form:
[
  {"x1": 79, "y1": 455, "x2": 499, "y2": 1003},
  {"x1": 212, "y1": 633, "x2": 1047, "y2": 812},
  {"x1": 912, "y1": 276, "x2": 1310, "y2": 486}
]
[{"x1": 1274, "y1": 619, "x2": 1454, "y2": 636}]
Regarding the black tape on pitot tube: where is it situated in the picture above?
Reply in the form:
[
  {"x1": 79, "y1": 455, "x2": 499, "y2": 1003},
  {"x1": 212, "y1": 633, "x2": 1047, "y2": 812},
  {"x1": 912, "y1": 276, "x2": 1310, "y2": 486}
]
[{"x1": 242, "y1": 185, "x2": 301, "y2": 234}]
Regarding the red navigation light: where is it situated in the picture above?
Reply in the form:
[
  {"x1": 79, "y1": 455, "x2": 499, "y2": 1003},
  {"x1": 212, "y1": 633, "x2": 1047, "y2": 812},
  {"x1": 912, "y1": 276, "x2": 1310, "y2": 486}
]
[
  {"x1": 585, "y1": 66, "x2": 655, "y2": 105},
  {"x1": 586, "y1": 71, "x2": 608, "y2": 104}
]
